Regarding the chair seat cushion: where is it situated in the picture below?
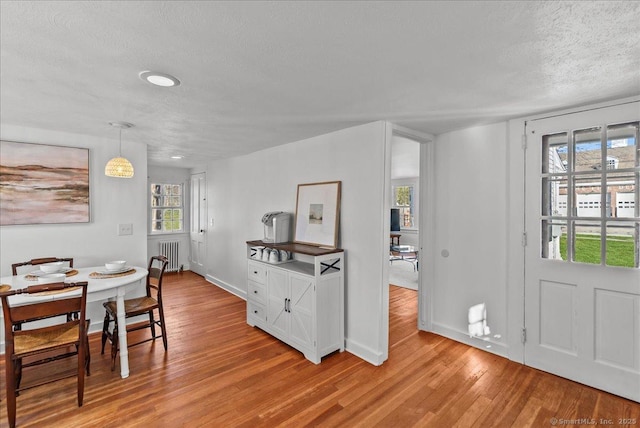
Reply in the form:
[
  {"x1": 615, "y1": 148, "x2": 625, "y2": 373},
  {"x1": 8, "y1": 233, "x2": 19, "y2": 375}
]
[
  {"x1": 14, "y1": 323, "x2": 80, "y2": 356},
  {"x1": 104, "y1": 296, "x2": 158, "y2": 317}
]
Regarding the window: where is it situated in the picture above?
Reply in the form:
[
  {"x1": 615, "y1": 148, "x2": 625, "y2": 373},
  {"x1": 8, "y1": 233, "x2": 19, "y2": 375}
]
[
  {"x1": 606, "y1": 156, "x2": 619, "y2": 170},
  {"x1": 392, "y1": 181, "x2": 418, "y2": 229},
  {"x1": 541, "y1": 122, "x2": 639, "y2": 268},
  {"x1": 150, "y1": 183, "x2": 183, "y2": 233}
]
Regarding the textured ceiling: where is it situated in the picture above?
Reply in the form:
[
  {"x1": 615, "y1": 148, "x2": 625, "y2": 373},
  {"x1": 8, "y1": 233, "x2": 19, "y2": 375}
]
[{"x1": 1, "y1": 1, "x2": 639, "y2": 167}]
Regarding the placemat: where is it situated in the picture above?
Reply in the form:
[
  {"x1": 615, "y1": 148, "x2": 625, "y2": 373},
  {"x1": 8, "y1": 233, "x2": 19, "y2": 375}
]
[
  {"x1": 89, "y1": 268, "x2": 136, "y2": 279},
  {"x1": 24, "y1": 269, "x2": 79, "y2": 281}
]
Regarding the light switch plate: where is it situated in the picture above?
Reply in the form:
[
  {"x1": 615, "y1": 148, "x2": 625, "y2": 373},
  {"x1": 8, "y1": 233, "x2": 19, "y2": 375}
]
[{"x1": 118, "y1": 223, "x2": 133, "y2": 236}]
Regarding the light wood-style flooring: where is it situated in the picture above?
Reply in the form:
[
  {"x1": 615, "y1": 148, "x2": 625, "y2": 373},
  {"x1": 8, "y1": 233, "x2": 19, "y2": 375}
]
[{"x1": 1, "y1": 272, "x2": 639, "y2": 427}]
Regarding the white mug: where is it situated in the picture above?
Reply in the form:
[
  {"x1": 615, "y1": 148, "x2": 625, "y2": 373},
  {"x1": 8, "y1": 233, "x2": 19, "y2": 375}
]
[
  {"x1": 269, "y1": 250, "x2": 279, "y2": 263},
  {"x1": 279, "y1": 250, "x2": 289, "y2": 261},
  {"x1": 262, "y1": 249, "x2": 270, "y2": 261}
]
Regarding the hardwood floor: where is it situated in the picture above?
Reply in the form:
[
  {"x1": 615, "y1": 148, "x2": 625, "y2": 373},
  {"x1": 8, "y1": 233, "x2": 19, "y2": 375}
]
[{"x1": 1, "y1": 273, "x2": 638, "y2": 427}]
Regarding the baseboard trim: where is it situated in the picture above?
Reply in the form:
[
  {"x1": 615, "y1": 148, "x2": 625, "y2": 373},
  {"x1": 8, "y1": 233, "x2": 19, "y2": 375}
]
[
  {"x1": 431, "y1": 321, "x2": 509, "y2": 358},
  {"x1": 205, "y1": 274, "x2": 247, "y2": 300},
  {"x1": 345, "y1": 338, "x2": 386, "y2": 366}
]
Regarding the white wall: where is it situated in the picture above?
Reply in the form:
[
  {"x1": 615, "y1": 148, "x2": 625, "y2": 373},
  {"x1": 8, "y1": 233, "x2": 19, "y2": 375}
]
[
  {"x1": 428, "y1": 122, "x2": 510, "y2": 356},
  {"x1": 147, "y1": 165, "x2": 191, "y2": 271},
  {"x1": 391, "y1": 135, "x2": 420, "y2": 178},
  {"x1": 205, "y1": 121, "x2": 391, "y2": 364},
  {"x1": 0, "y1": 125, "x2": 148, "y2": 331}
]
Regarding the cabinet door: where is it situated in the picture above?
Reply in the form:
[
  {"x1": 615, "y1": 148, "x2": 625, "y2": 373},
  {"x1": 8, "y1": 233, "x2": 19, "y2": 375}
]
[
  {"x1": 288, "y1": 272, "x2": 315, "y2": 350},
  {"x1": 267, "y1": 268, "x2": 288, "y2": 337}
]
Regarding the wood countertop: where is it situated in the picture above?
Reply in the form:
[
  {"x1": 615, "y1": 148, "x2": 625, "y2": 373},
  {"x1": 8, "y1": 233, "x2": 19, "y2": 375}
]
[{"x1": 247, "y1": 240, "x2": 343, "y2": 256}]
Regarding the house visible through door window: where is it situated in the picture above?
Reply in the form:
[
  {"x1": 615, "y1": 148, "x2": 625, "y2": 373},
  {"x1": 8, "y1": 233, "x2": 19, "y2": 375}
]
[
  {"x1": 151, "y1": 183, "x2": 183, "y2": 233},
  {"x1": 541, "y1": 121, "x2": 639, "y2": 268}
]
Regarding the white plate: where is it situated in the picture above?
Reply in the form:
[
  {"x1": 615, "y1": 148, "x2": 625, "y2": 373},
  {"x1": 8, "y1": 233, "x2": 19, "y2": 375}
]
[
  {"x1": 96, "y1": 266, "x2": 132, "y2": 275},
  {"x1": 29, "y1": 267, "x2": 73, "y2": 277}
]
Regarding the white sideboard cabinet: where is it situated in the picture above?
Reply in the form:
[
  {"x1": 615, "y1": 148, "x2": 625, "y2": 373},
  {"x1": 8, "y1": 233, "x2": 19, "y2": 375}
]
[{"x1": 246, "y1": 240, "x2": 345, "y2": 364}]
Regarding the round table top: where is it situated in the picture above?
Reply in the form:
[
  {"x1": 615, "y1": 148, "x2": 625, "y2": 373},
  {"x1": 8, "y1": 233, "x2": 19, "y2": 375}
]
[{"x1": 0, "y1": 266, "x2": 148, "y2": 305}]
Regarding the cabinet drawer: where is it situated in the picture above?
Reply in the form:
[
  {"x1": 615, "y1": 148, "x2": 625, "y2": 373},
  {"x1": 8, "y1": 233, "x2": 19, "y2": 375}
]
[
  {"x1": 248, "y1": 280, "x2": 266, "y2": 304},
  {"x1": 247, "y1": 262, "x2": 267, "y2": 284},
  {"x1": 247, "y1": 301, "x2": 266, "y2": 322}
]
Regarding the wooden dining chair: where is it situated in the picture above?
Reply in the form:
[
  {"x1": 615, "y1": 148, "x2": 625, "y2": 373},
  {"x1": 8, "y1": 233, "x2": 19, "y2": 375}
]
[
  {"x1": 0, "y1": 281, "x2": 90, "y2": 428},
  {"x1": 11, "y1": 257, "x2": 74, "y2": 275},
  {"x1": 11, "y1": 258, "x2": 77, "y2": 329},
  {"x1": 101, "y1": 255, "x2": 169, "y2": 370}
]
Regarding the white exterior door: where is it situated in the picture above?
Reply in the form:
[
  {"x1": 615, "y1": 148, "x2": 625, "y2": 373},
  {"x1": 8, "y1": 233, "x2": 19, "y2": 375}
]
[
  {"x1": 524, "y1": 101, "x2": 640, "y2": 401},
  {"x1": 190, "y1": 172, "x2": 207, "y2": 276}
]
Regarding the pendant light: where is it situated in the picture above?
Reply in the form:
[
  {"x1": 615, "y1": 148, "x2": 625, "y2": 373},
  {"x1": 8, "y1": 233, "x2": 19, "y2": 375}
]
[{"x1": 105, "y1": 122, "x2": 134, "y2": 178}]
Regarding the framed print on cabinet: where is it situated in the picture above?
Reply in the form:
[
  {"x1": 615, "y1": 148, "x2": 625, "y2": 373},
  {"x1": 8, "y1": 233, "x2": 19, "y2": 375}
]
[
  {"x1": 0, "y1": 140, "x2": 90, "y2": 225},
  {"x1": 294, "y1": 181, "x2": 341, "y2": 248}
]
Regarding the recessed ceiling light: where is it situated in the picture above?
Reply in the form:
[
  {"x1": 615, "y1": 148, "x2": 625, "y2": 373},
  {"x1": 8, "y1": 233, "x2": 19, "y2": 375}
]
[
  {"x1": 171, "y1": 155, "x2": 184, "y2": 159},
  {"x1": 139, "y1": 71, "x2": 180, "y2": 87}
]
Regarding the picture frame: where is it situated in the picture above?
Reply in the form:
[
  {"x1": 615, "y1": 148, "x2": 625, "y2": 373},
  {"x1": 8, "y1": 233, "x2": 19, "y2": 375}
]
[
  {"x1": 0, "y1": 140, "x2": 90, "y2": 225},
  {"x1": 294, "y1": 181, "x2": 341, "y2": 248}
]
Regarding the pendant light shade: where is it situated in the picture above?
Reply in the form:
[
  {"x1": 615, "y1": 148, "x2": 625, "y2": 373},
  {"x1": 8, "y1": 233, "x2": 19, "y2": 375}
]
[
  {"x1": 105, "y1": 156, "x2": 134, "y2": 178},
  {"x1": 105, "y1": 122, "x2": 134, "y2": 178}
]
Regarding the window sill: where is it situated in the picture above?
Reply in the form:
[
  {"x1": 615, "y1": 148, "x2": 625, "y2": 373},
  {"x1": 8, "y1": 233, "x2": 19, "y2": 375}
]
[
  {"x1": 148, "y1": 232, "x2": 188, "y2": 237},
  {"x1": 399, "y1": 228, "x2": 419, "y2": 234}
]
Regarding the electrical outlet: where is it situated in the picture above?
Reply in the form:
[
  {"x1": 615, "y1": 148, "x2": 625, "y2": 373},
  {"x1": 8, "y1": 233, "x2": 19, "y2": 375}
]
[{"x1": 118, "y1": 223, "x2": 133, "y2": 236}]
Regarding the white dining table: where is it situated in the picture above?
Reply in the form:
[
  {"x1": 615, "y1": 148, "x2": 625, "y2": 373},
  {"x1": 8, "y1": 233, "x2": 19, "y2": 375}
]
[{"x1": 0, "y1": 265, "x2": 148, "y2": 379}]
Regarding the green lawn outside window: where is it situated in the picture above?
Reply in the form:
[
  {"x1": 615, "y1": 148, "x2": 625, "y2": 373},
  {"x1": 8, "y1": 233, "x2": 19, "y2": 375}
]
[{"x1": 559, "y1": 234, "x2": 636, "y2": 267}]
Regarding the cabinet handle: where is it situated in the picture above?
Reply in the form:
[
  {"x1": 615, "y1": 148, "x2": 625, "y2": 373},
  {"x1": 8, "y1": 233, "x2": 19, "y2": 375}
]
[
  {"x1": 253, "y1": 271, "x2": 258, "y2": 274},
  {"x1": 286, "y1": 298, "x2": 291, "y2": 313},
  {"x1": 284, "y1": 298, "x2": 288, "y2": 312},
  {"x1": 254, "y1": 310, "x2": 258, "y2": 314},
  {"x1": 254, "y1": 290, "x2": 258, "y2": 294}
]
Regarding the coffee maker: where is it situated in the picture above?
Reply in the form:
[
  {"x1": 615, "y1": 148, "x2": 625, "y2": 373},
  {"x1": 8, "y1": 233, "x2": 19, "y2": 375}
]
[{"x1": 262, "y1": 211, "x2": 290, "y2": 243}]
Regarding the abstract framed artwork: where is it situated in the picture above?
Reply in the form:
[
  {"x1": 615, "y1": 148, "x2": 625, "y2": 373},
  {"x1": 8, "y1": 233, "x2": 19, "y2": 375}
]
[
  {"x1": 294, "y1": 181, "x2": 341, "y2": 248},
  {"x1": 0, "y1": 140, "x2": 90, "y2": 225}
]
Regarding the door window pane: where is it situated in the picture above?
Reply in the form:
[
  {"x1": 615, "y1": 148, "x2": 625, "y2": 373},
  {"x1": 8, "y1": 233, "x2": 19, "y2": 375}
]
[
  {"x1": 605, "y1": 221, "x2": 639, "y2": 268},
  {"x1": 572, "y1": 222, "x2": 602, "y2": 265},
  {"x1": 542, "y1": 133, "x2": 568, "y2": 174},
  {"x1": 542, "y1": 220, "x2": 567, "y2": 260},
  {"x1": 607, "y1": 122, "x2": 638, "y2": 169},
  {"x1": 542, "y1": 176, "x2": 567, "y2": 216},
  {"x1": 573, "y1": 174, "x2": 602, "y2": 217},
  {"x1": 607, "y1": 173, "x2": 636, "y2": 218},
  {"x1": 542, "y1": 176, "x2": 568, "y2": 217},
  {"x1": 573, "y1": 127, "x2": 602, "y2": 172}
]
